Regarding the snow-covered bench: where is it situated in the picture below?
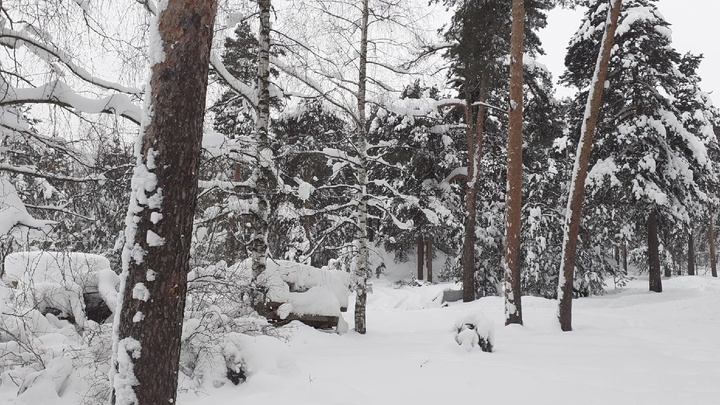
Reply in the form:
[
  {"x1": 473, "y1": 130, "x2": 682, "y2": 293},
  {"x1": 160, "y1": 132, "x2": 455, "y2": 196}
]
[
  {"x1": 2, "y1": 251, "x2": 119, "y2": 325},
  {"x1": 255, "y1": 260, "x2": 351, "y2": 332}
]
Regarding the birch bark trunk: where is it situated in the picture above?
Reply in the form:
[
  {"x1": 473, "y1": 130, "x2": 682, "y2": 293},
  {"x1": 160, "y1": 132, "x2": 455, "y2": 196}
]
[
  {"x1": 249, "y1": 0, "x2": 273, "y2": 282},
  {"x1": 353, "y1": 0, "x2": 370, "y2": 334}
]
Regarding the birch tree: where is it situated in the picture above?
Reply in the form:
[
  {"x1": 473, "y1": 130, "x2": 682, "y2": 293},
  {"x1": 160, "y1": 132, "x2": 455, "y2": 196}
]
[
  {"x1": 111, "y1": 2, "x2": 217, "y2": 405},
  {"x1": 557, "y1": 0, "x2": 621, "y2": 332}
]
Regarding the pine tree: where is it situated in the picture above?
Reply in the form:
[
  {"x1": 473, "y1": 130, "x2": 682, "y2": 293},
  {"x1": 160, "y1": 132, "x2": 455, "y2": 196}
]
[{"x1": 563, "y1": 0, "x2": 718, "y2": 293}]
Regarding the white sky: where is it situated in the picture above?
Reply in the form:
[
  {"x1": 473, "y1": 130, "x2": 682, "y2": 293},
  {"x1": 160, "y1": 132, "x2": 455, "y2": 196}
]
[{"x1": 537, "y1": 0, "x2": 720, "y2": 105}]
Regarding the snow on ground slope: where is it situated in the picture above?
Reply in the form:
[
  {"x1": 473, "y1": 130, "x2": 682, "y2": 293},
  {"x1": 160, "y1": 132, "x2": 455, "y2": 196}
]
[
  {"x1": 3, "y1": 251, "x2": 718, "y2": 405},
  {"x1": 181, "y1": 269, "x2": 720, "y2": 405}
]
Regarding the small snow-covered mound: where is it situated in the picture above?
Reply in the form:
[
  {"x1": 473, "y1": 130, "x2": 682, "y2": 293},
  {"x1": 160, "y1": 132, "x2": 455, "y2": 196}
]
[{"x1": 454, "y1": 312, "x2": 494, "y2": 352}]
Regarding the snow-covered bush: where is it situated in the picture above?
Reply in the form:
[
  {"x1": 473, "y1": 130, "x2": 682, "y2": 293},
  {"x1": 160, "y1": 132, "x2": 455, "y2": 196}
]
[{"x1": 454, "y1": 313, "x2": 494, "y2": 353}]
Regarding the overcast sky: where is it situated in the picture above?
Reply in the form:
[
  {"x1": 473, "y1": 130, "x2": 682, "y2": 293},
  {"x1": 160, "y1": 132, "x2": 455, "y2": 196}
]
[{"x1": 537, "y1": 0, "x2": 720, "y2": 105}]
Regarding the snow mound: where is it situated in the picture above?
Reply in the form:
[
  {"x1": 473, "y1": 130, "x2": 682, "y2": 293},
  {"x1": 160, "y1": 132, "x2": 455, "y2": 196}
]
[{"x1": 454, "y1": 312, "x2": 494, "y2": 352}]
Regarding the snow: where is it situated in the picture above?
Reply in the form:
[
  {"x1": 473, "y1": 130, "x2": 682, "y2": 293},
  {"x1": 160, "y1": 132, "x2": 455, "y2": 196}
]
[
  {"x1": 3, "y1": 251, "x2": 115, "y2": 322},
  {"x1": 176, "y1": 269, "x2": 720, "y2": 405},
  {"x1": 0, "y1": 179, "x2": 55, "y2": 235},
  {"x1": 1, "y1": 255, "x2": 720, "y2": 404}
]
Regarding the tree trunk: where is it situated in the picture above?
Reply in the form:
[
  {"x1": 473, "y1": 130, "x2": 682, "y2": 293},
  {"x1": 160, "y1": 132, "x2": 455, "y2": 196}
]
[
  {"x1": 666, "y1": 246, "x2": 674, "y2": 278},
  {"x1": 622, "y1": 241, "x2": 628, "y2": 273},
  {"x1": 426, "y1": 237, "x2": 433, "y2": 283},
  {"x1": 354, "y1": 0, "x2": 370, "y2": 334},
  {"x1": 462, "y1": 99, "x2": 486, "y2": 302},
  {"x1": 249, "y1": 0, "x2": 273, "y2": 282},
  {"x1": 417, "y1": 235, "x2": 424, "y2": 280},
  {"x1": 710, "y1": 205, "x2": 717, "y2": 277},
  {"x1": 504, "y1": 0, "x2": 525, "y2": 326},
  {"x1": 648, "y1": 208, "x2": 662, "y2": 292},
  {"x1": 110, "y1": 1, "x2": 216, "y2": 405},
  {"x1": 557, "y1": 0, "x2": 621, "y2": 331},
  {"x1": 687, "y1": 231, "x2": 695, "y2": 276}
]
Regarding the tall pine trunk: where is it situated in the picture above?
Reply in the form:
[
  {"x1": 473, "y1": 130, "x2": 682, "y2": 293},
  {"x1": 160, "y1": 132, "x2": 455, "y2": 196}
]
[
  {"x1": 426, "y1": 238, "x2": 433, "y2": 283},
  {"x1": 111, "y1": 1, "x2": 216, "y2": 404},
  {"x1": 417, "y1": 235, "x2": 425, "y2": 280},
  {"x1": 557, "y1": 0, "x2": 621, "y2": 331},
  {"x1": 462, "y1": 100, "x2": 485, "y2": 302},
  {"x1": 710, "y1": 205, "x2": 717, "y2": 277},
  {"x1": 354, "y1": 0, "x2": 370, "y2": 334},
  {"x1": 504, "y1": 0, "x2": 525, "y2": 326},
  {"x1": 622, "y1": 241, "x2": 628, "y2": 273},
  {"x1": 687, "y1": 231, "x2": 695, "y2": 276},
  {"x1": 249, "y1": 0, "x2": 273, "y2": 281},
  {"x1": 648, "y1": 208, "x2": 663, "y2": 292}
]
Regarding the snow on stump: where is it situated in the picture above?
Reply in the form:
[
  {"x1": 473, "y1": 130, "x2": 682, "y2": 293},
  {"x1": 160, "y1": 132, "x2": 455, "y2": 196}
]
[
  {"x1": 454, "y1": 313, "x2": 494, "y2": 353},
  {"x1": 3, "y1": 251, "x2": 119, "y2": 325},
  {"x1": 254, "y1": 259, "x2": 351, "y2": 332}
]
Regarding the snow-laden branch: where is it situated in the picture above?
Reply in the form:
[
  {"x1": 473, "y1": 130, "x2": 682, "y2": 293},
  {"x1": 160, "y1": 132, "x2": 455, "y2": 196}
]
[
  {"x1": 210, "y1": 52, "x2": 259, "y2": 108},
  {"x1": 438, "y1": 166, "x2": 468, "y2": 190},
  {"x1": 0, "y1": 26, "x2": 142, "y2": 95},
  {"x1": 0, "y1": 80, "x2": 142, "y2": 125},
  {"x1": 0, "y1": 163, "x2": 106, "y2": 183},
  {"x1": 24, "y1": 203, "x2": 96, "y2": 221}
]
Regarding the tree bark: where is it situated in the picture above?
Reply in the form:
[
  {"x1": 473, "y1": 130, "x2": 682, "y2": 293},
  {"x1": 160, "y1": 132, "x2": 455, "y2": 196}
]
[
  {"x1": 648, "y1": 208, "x2": 662, "y2": 292},
  {"x1": 417, "y1": 235, "x2": 425, "y2": 280},
  {"x1": 687, "y1": 231, "x2": 695, "y2": 276},
  {"x1": 710, "y1": 205, "x2": 717, "y2": 277},
  {"x1": 249, "y1": 0, "x2": 273, "y2": 282},
  {"x1": 462, "y1": 99, "x2": 485, "y2": 302},
  {"x1": 557, "y1": 0, "x2": 621, "y2": 331},
  {"x1": 504, "y1": 0, "x2": 525, "y2": 326},
  {"x1": 111, "y1": 1, "x2": 216, "y2": 405},
  {"x1": 426, "y1": 237, "x2": 433, "y2": 283},
  {"x1": 622, "y1": 241, "x2": 628, "y2": 273},
  {"x1": 354, "y1": 0, "x2": 370, "y2": 334}
]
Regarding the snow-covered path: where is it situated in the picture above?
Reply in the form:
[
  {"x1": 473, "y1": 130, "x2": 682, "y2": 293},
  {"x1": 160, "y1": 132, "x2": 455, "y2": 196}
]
[{"x1": 185, "y1": 275, "x2": 720, "y2": 405}]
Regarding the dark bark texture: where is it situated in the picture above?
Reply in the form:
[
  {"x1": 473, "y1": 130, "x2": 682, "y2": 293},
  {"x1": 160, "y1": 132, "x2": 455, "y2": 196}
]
[
  {"x1": 687, "y1": 232, "x2": 695, "y2": 276},
  {"x1": 112, "y1": 1, "x2": 216, "y2": 405},
  {"x1": 417, "y1": 235, "x2": 424, "y2": 280},
  {"x1": 504, "y1": 0, "x2": 525, "y2": 326},
  {"x1": 648, "y1": 208, "x2": 662, "y2": 292},
  {"x1": 710, "y1": 206, "x2": 717, "y2": 277},
  {"x1": 426, "y1": 238, "x2": 433, "y2": 283},
  {"x1": 557, "y1": 0, "x2": 621, "y2": 332}
]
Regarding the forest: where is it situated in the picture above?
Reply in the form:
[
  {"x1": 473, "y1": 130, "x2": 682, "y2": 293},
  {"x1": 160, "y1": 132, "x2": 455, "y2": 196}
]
[{"x1": 0, "y1": 0, "x2": 718, "y2": 404}]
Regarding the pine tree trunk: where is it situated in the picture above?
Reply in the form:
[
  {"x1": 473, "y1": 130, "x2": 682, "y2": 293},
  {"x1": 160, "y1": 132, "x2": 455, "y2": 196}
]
[
  {"x1": 557, "y1": 0, "x2": 621, "y2": 331},
  {"x1": 687, "y1": 231, "x2": 695, "y2": 276},
  {"x1": 417, "y1": 235, "x2": 425, "y2": 280},
  {"x1": 648, "y1": 208, "x2": 663, "y2": 292},
  {"x1": 504, "y1": 0, "x2": 525, "y2": 326},
  {"x1": 710, "y1": 205, "x2": 717, "y2": 277},
  {"x1": 249, "y1": 0, "x2": 273, "y2": 282},
  {"x1": 111, "y1": 2, "x2": 216, "y2": 404},
  {"x1": 353, "y1": 0, "x2": 370, "y2": 335},
  {"x1": 622, "y1": 241, "x2": 628, "y2": 274},
  {"x1": 462, "y1": 98, "x2": 485, "y2": 302},
  {"x1": 426, "y1": 238, "x2": 433, "y2": 283}
]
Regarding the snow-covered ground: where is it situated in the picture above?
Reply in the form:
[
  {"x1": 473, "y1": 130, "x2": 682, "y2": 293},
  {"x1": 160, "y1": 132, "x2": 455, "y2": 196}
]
[
  {"x1": 181, "y1": 263, "x2": 720, "y2": 405},
  {"x1": 2, "y1": 254, "x2": 719, "y2": 405}
]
